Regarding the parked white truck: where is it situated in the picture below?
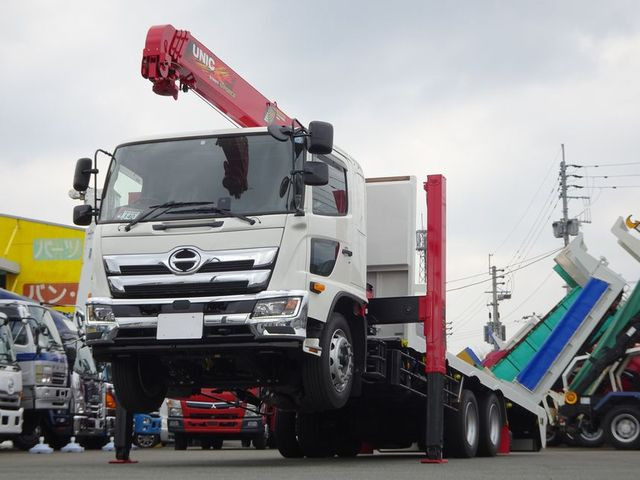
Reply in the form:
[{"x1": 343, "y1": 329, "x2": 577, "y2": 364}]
[{"x1": 0, "y1": 312, "x2": 23, "y2": 441}]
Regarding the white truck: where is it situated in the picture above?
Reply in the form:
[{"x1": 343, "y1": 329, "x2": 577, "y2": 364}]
[
  {"x1": 0, "y1": 312, "x2": 23, "y2": 441},
  {"x1": 71, "y1": 24, "x2": 546, "y2": 461}
]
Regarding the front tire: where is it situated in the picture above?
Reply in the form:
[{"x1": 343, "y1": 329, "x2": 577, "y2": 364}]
[
  {"x1": 112, "y1": 358, "x2": 167, "y2": 413},
  {"x1": 302, "y1": 313, "x2": 354, "y2": 411},
  {"x1": 604, "y1": 406, "x2": 640, "y2": 450},
  {"x1": 174, "y1": 433, "x2": 188, "y2": 450}
]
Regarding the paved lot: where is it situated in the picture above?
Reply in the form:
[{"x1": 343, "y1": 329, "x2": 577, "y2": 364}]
[{"x1": 1, "y1": 444, "x2": 639, "y2": 480}]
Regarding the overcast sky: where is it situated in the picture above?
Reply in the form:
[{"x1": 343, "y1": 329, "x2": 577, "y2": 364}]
[{"x1": 2, "y1": 1, "x2": 640, "y2": 354}]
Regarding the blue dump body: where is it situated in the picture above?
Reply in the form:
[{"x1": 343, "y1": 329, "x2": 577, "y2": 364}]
[{"x1": 516, "y1": 277, "x2": 609, "y2": 391}]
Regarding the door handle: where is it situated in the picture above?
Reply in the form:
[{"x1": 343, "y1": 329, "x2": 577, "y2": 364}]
[{"x1": 342, "y1": 248, "x2": 353, "y2": 257}]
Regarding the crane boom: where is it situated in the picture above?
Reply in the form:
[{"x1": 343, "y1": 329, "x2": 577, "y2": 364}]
[{"x1": 141, "y1": 24, "x2": 292, "y2": 128}]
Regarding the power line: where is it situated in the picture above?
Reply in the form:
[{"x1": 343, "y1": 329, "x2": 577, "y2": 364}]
[
  {"x1": 447, "y1": 248, "x2": 560, "y2": 293},
  {"x1": 501, "y1": 270, "x2": 555, "y2": 322},
  {"x1": 590, "y1": 185, "x2": 640, "y2": 189},
  {"x1": 576, "y1": 161, "x2": 640, "y2": 168}
]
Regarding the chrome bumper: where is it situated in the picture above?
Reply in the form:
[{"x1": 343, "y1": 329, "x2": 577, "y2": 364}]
[{"x1": 87, "y1": 290, "x2": 309, "y2": 341}]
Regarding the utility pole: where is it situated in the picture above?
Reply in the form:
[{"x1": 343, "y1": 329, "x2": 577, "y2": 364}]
[
  {"x1": 560, "y1": 144, "x2": 570, "y2": 247},
  {"x1": 553, "y1": 144, "x2": 589, "y2": 246},
  {"x1": 484, "y1": 255, "x2": 510, "y2": 348}
]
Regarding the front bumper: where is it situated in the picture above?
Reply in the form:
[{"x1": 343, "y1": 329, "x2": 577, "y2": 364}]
[
  {"x1": 35, "y1": 386, "x2": 70, "y2": 410},
  {"x1": 168, "y1": 416, "x2": 264, "y2": 437},
  {"x1": 74, "y1": 414, "x2": 106, "y2": 437},
  {"x1": 87, "y1": 291, "x2": 309, "y2": 359},
  {"x1": 0, "y1": 407, "x2": 23, "y2": 434}
]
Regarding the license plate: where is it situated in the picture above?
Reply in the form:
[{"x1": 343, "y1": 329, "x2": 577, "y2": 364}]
[{"x1": 156, "y1": 313, "x2": 203, "y2": 340}]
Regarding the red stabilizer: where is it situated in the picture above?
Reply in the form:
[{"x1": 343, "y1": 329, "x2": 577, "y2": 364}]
[
  {"x1": 359, "y1": 442, "x2": 374, "y2": 454},
  {"x1": 420, "y1": 458, "x2": 448, "y2": 464},
  {"x1": 108, "y1": 459, "x2": 139, "y2": 464},
  {"x1": 498, "y1": 424, "x2": 511, "y2": 454}
]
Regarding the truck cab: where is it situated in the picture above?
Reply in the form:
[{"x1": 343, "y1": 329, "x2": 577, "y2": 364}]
[
  {"x1": 0, "y1": 312, "x2": 23, "y2": 441},
  {"x1": 0, "y1": 297, "x2": 71, "y2": 449},
  {"x1": 79, "y1": 124, "x2": 368, "y2": 413}
]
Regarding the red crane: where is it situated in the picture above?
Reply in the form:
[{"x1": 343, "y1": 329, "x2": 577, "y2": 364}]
[{"x1": 141, "y1": 24, "x2": 293, "y2": 128}]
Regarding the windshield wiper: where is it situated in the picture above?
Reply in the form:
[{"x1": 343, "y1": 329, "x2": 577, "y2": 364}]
[
  {"x1": 170, "y1": 205, "x2": 256, "y2": 225},
  {"x1": 124, "y1": 201, "x2": 214, "y2": 231}
]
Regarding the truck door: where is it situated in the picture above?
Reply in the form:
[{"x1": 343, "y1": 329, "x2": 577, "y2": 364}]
[{"x1": 305, "y1": 153, "x2": 360, "y2": 322}]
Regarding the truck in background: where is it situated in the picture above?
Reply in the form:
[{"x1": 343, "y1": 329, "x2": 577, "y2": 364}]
[
  {"x1": 0, "y1": 290, "x2": 71, "y2": 449},
  {"x1": 0, "y1": 311, "x2": 23, "y2": 442},
  {"x1": 168, "y1": 389, "x2": 269, "y2": 450}
]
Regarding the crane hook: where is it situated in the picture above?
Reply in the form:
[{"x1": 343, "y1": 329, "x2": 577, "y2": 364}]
[{"x1": 625, "y1": 215, "x2": 640, "y2": 231}]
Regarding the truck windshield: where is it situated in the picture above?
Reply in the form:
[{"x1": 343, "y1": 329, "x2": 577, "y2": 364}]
[
  {"x1": 74, "y1": 345, "x2": 97, "y2": 376},
  {"x1": 0, "y1": 324, "x2": 16, "y2": 363},
  {"x1": 27, "y1": 306, "x2": 64, "y2": 351},
  {"x1": 100, "y1": 133, "x2": 301, "y2": 224}
]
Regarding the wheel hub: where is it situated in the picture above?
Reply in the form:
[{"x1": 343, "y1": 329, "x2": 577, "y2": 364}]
[
  {"x1": 612, "y1": 414, "x2": 639, "y2": 442},
  {"x1": 329, "y1": 329, "x2": 353, "y2": 393}
]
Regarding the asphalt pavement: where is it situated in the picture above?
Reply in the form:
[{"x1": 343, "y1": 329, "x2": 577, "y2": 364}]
[{"x1": 1, "y1": 444, "x2": 639, "y2": 480}]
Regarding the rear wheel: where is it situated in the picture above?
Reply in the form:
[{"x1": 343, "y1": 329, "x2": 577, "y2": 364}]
[
  {"x1": 477, "y1": 393, "x2": 502, "y2": 457},
  {"x1": 604, "y1": 406, "x2": 640, "y2": 450},
  {"x1": 445, "y1": 389, "x2": 479, "y2": 458},
  {"x1": 274, "y1": 409, "x2": 303, "y2": 458},
  {"x1": 297, "y1": 412, "x2": 334, "y2": 458},
  {"x1": 302, "y1": 313, "x2": 354, "y2": 411},
  {"x1": 574, "y1": 421, "x2": 604, "y2": 448},
  {"x1": 112, "y1": 358, "x2": 167, "y2": 413},
  {"x1": 253, "y1": 434, "x2": 267, "y2": 450}
]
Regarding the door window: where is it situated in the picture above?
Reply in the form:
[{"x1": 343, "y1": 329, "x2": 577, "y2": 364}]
[{"x1": 311, "y1": 156, "x2": 348, "y2": 216}]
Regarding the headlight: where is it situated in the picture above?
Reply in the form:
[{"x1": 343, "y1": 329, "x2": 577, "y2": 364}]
[
  {"x1": 167, "y1": 399, "x2": 183, "y2": 417},
  {"x1": 244, "y1": 408, "x2": 261, "y2": 418},
  {"x1": 86, "y1": 304, "x2": 115, "y2": 324},
  {"x1": 252, "y1": 297, "x2": 301, "y2": 319},
  {"x1": 35, "y1": 365, "x2": 53, "y2": 385},
  {"x1": 142, "y1": 416, "x2": 152, "y2": 425}
]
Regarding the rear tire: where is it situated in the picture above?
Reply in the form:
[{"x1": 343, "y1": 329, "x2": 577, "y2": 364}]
[
  {"x1": 274, "y1": 409, "x2": 303, "y2": 458},
  {"x1": 604, "y1": 406, "x2": 640, "y2": 450},
  {"x1": 296, "y1": 412, "x2": 334, "y2": 458},
  {"x1": 302, "y1": 313, "x2": 354, "y2": 411},
  {"x1": 477, "y1": 393, "x2": 502, "y2": 457},
  {"x1": 253, "y1": 434, "x2": 267, "y2": 450},
  {"x1": 445, "y1": 389, "x2": 479, "y2": 458},
  {"x1": 112, "y1": 358, "x2": 167, "y2": 413}
]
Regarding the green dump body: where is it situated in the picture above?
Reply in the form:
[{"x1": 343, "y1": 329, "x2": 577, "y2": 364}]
[
  {"x1": 491, "y1": 287, "x2": 583, "y2": 382},
  {"x1": 568, "y1": 281, "x2": 640, "y2": 394}
]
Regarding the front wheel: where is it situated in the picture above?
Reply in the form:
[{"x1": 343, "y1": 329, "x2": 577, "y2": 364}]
[
  {"x1": 112, "y1": 358, "x2": 167, "y2": 413},
  {"x1": 174, "y1": 433, "x2": 188, "y2": 451},
  {"x1": 302, "y1": 313, "x2": 354, "y2": 411},
  {"x1": 134, "y1": 434, "x2": 159, "y2": 448},
  {"x1": 604, "y1": 406, "x2": 640, "y2": 450}
]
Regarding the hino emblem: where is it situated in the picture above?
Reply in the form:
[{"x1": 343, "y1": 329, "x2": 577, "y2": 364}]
[{"x1": 168, "y1": 248, "x2": 202, "y2": 274}]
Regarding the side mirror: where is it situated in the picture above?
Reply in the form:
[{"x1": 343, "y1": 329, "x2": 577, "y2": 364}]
[
  {"x1": 73, "y1": 204, "x2": 94, "y2": 226},
  {"x1": 304, "y1": 162, "x2": 329, "y2": 186},
  {"x1": 73, "y1": 158, "x2": 94, "y2": 192},
  {"x1": 308, "y1": 121, "x2": 333, "y2": 155}
]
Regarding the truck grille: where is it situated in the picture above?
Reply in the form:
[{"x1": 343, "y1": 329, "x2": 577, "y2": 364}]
[
  {"x1": 0, "y1": 393, "x2": 20, "y2": 409},
  {"x1": 117, "y1": 281, "x2": 250, "y2": 299},
  {"x1": 104, "y1": 247, "x2": 277, "y2": 300},
  {"x1": 52, "y1": 371, "x2": 67, "y2": 386}
]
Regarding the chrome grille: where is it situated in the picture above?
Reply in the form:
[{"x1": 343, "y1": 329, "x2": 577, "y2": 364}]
[
  {"x1": 52, "y1": 372, "x2": 67, "y2": 386},
  {"x1": 104, "y1": 247, "x2": 277, "y2": 300}
]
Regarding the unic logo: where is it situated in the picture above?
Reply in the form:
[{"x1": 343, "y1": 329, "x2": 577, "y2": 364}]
[{"x1": 192, "y1": 44, "x2": 216, "y2": 72}]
